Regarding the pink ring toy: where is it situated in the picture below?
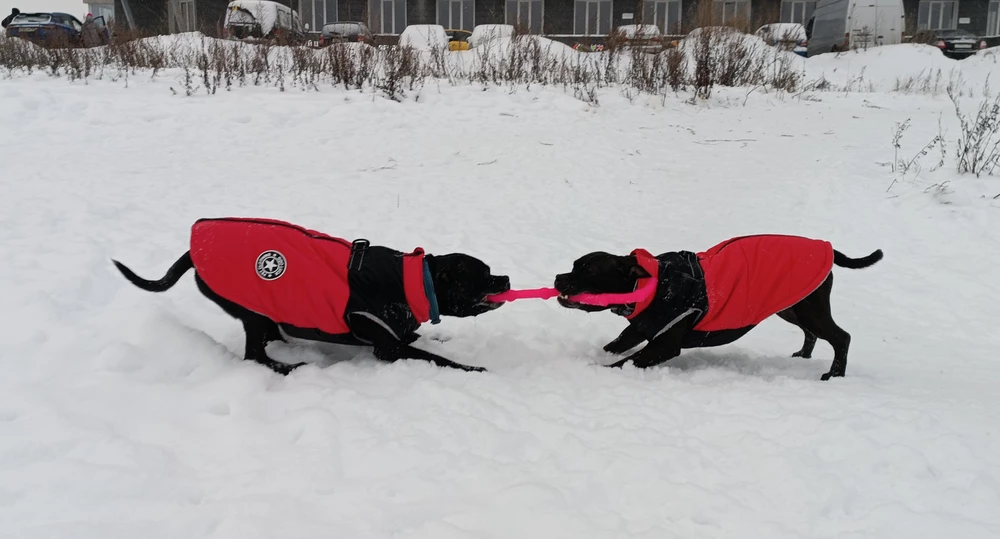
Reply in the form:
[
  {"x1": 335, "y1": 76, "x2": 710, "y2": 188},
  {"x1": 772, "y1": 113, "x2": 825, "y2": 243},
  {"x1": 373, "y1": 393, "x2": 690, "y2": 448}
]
[{"x1": 486, "y1": 279, "x2": 656, "y2": 306}]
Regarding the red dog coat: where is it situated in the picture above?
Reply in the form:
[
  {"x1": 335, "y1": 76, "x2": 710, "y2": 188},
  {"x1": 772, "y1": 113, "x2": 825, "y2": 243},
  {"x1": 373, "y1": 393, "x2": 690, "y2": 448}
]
[
  {"x1": 189, "y1": 218, "x2": 431, "y2": 339},
  {"x1": 625, "y1": 234, "x2": 834, "y2": 341}
]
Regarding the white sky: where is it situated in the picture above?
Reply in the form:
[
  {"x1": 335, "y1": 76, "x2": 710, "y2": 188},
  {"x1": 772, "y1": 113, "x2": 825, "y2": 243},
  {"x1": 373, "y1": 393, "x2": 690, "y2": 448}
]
[{"x1": 1, "y1": 0, "x2": 88, "y2": 18}]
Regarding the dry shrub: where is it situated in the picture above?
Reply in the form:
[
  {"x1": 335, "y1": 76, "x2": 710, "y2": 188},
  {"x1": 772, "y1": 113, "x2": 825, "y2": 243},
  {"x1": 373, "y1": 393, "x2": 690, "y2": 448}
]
[
  {"x1": 665, "y1": 47, "x2": 687, "y2": 92},
  {"x1": 950, "y1": 88, "x2": 1000, "y2": 177},
  {"x1": 376, "y1": 45, "x2": 423, "y2": 101},
  {"x1": 1, "y1": 21, "x2": 810, "y2": 103}
]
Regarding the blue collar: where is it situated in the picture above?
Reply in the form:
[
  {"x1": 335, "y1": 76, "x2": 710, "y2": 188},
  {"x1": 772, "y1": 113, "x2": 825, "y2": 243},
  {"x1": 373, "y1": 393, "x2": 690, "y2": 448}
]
[{"x1": 422, "y1": 260, "x2": 441, "y2": 325}]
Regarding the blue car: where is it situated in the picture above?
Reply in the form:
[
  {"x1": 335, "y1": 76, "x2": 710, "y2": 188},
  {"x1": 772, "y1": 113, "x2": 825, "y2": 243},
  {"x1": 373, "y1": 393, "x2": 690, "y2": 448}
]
[{"x1": 5, "y1": 12, "x2": 109, "y2": 48}]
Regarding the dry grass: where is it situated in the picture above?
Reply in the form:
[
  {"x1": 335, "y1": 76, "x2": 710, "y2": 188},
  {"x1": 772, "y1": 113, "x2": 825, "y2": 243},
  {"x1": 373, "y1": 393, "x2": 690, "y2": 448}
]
[{"x1": 1, "y1": 27, "x2": 807, "y2": 102}]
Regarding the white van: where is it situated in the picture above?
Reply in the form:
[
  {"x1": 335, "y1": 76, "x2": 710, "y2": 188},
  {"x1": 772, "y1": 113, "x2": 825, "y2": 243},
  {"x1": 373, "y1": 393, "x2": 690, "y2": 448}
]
[
  {"x1": 805, "y1": 0, "x2": 904, "y2": 56},
  {"x1": 223, "y1": 0, "x2": 303, "y2": 40}
]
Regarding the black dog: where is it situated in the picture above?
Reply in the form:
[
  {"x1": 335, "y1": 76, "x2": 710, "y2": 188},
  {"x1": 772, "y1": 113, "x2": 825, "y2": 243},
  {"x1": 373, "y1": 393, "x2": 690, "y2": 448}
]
[
  {"x1": 554, "y1": 235, "x2": 883, "y2": 380},
  {"x1": 112, "y1": 218, "x2": 510, "y2": 375}
]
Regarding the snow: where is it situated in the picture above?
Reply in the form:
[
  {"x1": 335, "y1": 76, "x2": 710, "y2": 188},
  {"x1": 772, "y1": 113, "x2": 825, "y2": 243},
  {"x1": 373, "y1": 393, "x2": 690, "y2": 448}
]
[
  {"x1": 616, "y1": 24, "x2": 661, "y2": 38},
  {"x1": 224, "y1": 0, "x2": 285, "y2": 37},
  {"x1": 802, "y1": 44, "x2": 1000, "y2": 92},
  {"x1": 399, "y1": 24, "x2": 450, "y2": 51},
  {"x1": 754, "y1": 23, "x2": 807, "y2": 43},
  {"x1": 2, "y1": 37, "x2": 1000, "y2": 539},
  {"x1": 468, "y1": 24, "x2": 514, "y2": 48}
]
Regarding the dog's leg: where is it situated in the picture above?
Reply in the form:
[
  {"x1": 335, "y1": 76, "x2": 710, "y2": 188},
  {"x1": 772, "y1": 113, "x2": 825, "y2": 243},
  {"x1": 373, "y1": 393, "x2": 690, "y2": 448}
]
[
  {"x1": 375, "y1": 343, "x2": 487, "y2": 372},
  {"x1": 608, "y1": 336, "x2": 680, "y2": 369},
  {"x1": 348, "y1": 313, "x2": 486, "y2": 372},
  {"x1": 606, "y1": 311, "x2": 698, "y2": 369},
  {"x1": 776, "y1": 309, "x2": 818, "y2": 359},
  {"x1": 789, "y1": 274, "x2": 851, "y2": 380},
  {"x1": 195, "y1": 274, "x2": 304, "y2": 375},
  {"x1": 241, "y1": 318, "x2": 307, "y2": 375},
  {"x1": 264, "y1": 320, "x2": 286, "y2": 344},
  {"x1": 603, "y1": 324, "x2": 647, "y2": 355}
]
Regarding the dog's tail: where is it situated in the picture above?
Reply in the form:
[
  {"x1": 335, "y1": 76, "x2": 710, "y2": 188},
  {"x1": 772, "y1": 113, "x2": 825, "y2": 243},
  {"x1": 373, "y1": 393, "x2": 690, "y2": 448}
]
[
  {"x1": 112, "y1": 251, "x2": 193, "y2": 292},
  {"x1": 833, "y1": 248, "x2": 883, "y2": 269}
]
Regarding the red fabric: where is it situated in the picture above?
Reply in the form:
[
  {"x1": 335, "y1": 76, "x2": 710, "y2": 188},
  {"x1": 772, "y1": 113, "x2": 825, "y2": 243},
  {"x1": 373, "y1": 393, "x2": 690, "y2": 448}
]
[
  {"x1": 694, "y1": 235, "x2": 834, "y2": 332},
  {"x1": 625, "y1": 249, "x2": 660, "y2": 321},
  {"x1": 188, "y1": 218, "x2": 429, "y2": 335}
]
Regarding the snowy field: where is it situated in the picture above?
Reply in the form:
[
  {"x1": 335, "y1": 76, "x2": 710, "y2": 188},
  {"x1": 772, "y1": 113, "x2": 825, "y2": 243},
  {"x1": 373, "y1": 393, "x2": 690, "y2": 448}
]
[{"x1": 2, "y1": 40, "x2": 1000, "y2": 539}]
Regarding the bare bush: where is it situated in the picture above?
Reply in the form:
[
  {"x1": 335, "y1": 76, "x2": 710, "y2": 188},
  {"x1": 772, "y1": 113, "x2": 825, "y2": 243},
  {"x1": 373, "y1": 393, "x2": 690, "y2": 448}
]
[
  {"x1": 949, "y1": 89, "x2": 1000, "y2": 177},
  {"x1": 376, "y1": 45, "x2": 422, "y2": 101},
  {"x1": 664, "y1": 47, "x2": 687, "y2": 92},
  {"x1": 0, "y1": 28, "x2": 817, "y2": 104}
]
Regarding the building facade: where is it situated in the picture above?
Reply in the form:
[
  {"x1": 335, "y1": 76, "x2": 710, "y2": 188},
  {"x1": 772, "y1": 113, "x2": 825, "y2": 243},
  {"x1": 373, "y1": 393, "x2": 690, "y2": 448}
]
[
  {"x1": 279, "y1": 0, "x2": 1000, "y2": 37},
  {"x1": 100, "y1": 0, "x2": 1000, "y2": 38}
]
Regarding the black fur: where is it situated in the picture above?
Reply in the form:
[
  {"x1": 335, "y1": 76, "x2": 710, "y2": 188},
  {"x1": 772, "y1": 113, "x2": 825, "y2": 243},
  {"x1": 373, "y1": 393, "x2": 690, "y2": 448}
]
[
  {"x1": 554, "y1": 247, "x2": 883, "y2": 380},
  {"x1": 113, "y1": 247, "x2": 509, "y2": 376}
]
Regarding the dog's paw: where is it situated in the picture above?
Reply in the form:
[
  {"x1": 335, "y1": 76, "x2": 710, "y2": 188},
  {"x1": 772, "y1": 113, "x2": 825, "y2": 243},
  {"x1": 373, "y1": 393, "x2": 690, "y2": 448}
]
[
  {"x1": 274, "y1": 361, "x2": 307, "y2": 376},
  {"x1": 602, "y1": 343, "x2": 629, "y2": 355},
  {"x1": 820, "y1": 371, "x2": 844, "y2": 381},
  {"x1": 792, "y1": 351, "x2": 812, "y2": 359}
]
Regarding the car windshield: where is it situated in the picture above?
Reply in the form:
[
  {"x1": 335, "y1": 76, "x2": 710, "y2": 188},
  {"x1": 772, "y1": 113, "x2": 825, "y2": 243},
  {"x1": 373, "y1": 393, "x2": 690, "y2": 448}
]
[
  {"x1": 227, "y1": 8, "x2": 257, "y2": 24},
  {"x1": 13, "y1": 13, "x2": 52, "y2": 24},
  {"x1": 938, "y1": 30, "x2": 975, "y2": 38},
  {"x1": 323, "y1": 23, "x2": 360, "y2": 35}
]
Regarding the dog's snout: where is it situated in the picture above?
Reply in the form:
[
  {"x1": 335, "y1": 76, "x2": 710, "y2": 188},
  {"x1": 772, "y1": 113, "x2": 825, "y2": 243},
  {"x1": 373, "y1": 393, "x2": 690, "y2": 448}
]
[
  {"x1": 492, "y1": 275, "x2": 511, "y2": 292},
  {"x1": 554, "y1": 273, "x2": 569, "y2": 289}
]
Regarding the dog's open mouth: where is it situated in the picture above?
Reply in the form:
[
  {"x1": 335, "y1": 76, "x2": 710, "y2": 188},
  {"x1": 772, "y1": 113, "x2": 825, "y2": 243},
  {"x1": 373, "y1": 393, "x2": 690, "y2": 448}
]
[
  {"x1": 556, "y1": 292, "x2": 608, "y2": 312},
  {"x1": 556, "y1": 294, "x2": 579, "y2": 307}
]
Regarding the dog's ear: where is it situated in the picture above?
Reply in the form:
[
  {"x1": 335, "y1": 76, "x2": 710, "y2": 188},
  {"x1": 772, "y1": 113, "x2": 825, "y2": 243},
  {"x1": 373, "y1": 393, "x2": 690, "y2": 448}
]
[{"x1": 628, "y1": 261, "x2": 651, "y2": 279}]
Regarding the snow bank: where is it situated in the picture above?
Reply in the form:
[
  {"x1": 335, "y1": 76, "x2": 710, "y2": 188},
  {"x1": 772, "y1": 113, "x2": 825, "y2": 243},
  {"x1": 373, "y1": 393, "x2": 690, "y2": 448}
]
[
  {"x1": 754, "y1": 22, "x2": 807, "y2": 43},
  {"x1": 802, "y1": 43, "x2": 998, "y2": 92}
]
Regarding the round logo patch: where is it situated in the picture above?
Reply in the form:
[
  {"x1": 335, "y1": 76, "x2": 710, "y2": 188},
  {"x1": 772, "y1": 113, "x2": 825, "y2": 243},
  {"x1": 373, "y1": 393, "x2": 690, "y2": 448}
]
[{"x1": 255, "y1": 250, "x2": 286, "y2": 281}]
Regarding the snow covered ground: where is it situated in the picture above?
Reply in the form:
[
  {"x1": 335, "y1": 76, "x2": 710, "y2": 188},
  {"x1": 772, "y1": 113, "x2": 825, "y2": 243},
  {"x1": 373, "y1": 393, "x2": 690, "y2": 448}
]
[{"x1": 2, "y1": 44, "x2": 1000, "y2": 539}]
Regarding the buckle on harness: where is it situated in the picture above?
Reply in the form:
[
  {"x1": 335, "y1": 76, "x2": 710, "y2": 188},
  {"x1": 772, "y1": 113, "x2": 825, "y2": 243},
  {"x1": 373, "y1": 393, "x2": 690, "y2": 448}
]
[{"x1": 348, "y1": 239, "x2": 370, "y2": 271}]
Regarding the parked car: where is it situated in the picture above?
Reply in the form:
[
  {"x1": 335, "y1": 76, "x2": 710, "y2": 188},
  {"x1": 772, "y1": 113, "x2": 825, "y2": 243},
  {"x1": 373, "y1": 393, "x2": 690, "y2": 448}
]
[
  {"x1": 446, "y1": 28, "x2": 472, "y2": 51},
  {"x1": 755, "y1": 22, "x2": 807, "y2": 57},
  {"x1": 5, "y1": 12, "x2": 109, "y2": 48},
  {"x1": 806, "y1": 0, "x2": 904, "y2": 56},
  {"x1": 398, "y1": 24, "x2": 449, "y2": 51},
  {"x1": 468, "y1": 24, "x2": 514, "y2": 48},
  {"x1": 912, "y1": 29, "x2": 987, "y2": 59},
  {"x1": 318, "y1": 21, "x2": 374, "y2": 46},
  {"x1": 223, "y1": 0, "x2": 303, "y2": 41},
  {"x1": 613, "y1": 24, "x2": 666, "y2": 53}
]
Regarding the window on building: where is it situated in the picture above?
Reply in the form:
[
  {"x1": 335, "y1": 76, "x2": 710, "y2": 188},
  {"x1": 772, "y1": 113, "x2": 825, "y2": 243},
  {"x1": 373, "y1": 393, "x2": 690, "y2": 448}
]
[
  {"x1": 917, "y1": 0, "x2": 958, "y2": 30},
  {"x1": 988, "y1": 0, "x2": 999, "y2": 35},
  {"x1": 506, "y1": 0, "x2": 543, "y2": 33},
  {"x1": 645, "y1": 0, "x2": 682, "y2": 34},
  {"x1": 574, "y1": 0, "x2": 612, "y2": 34},
  {"x1": 438, "y1": 0, "x2": 474, "y2": 31},
  {"x1": 177, "y1": 0, "x2": 196, "y2": 32},
  {"x1": 369, "y1": 0, "x2": 405, "y2": 33},
  {"x1": 780, "y1": 0, "x2": 815, "y2": 24},
  {"x1": 300, "y1": 0, "x2": 337, "y2": 32},
  {"x1": 714, "y1": 0, "x2": 751, "y2": 24}
]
